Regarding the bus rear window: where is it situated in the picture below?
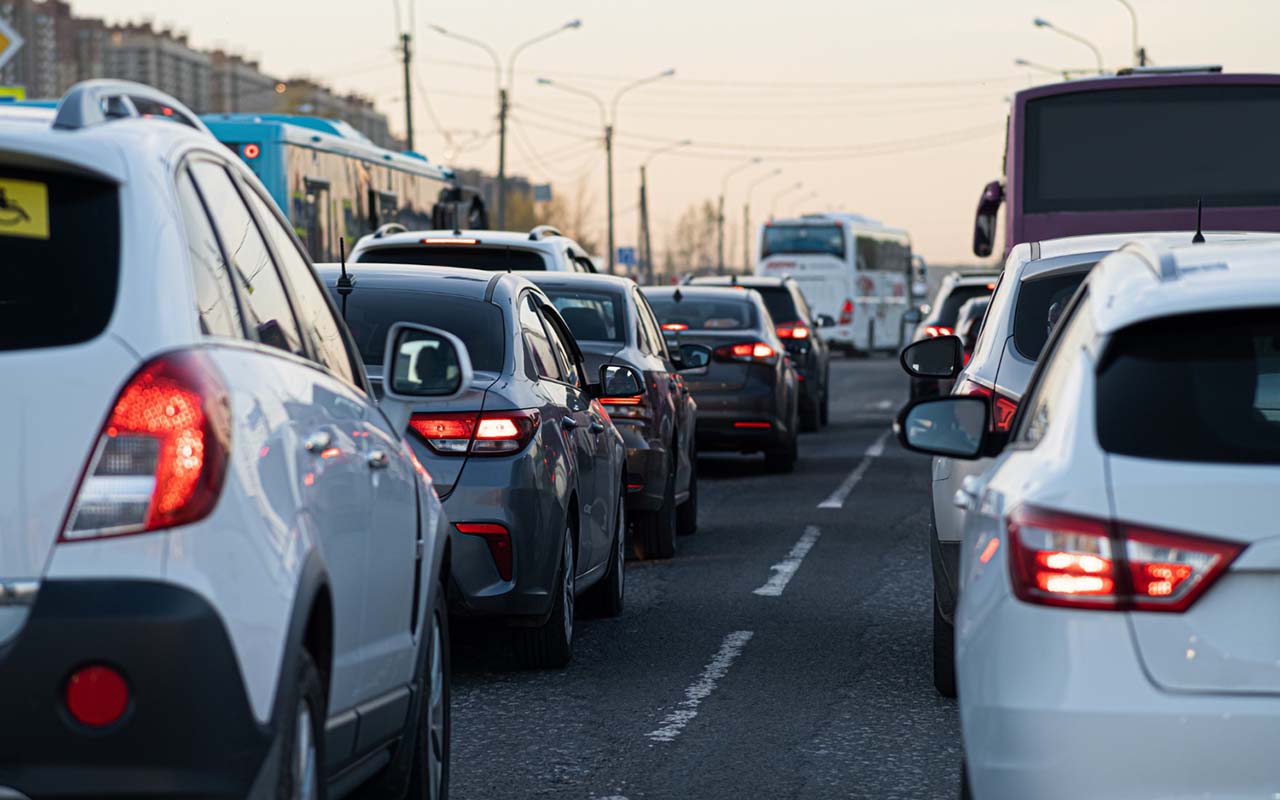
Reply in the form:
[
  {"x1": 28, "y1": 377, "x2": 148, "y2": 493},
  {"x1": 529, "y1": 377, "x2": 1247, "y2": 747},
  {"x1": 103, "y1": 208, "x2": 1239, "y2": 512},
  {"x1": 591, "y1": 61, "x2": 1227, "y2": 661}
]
[
  {"x1": 762, "y1": 225, "x2": 845, "y2": 259},
  {"x1": 357, "y1": 245, "x2": 548, "y2": 271},
  {"x1": 1096, "y1": 309, "x2": 1280, "y2": 464},
  {"x1": 0, "y1": 168, "x2": 119, "y2": 351}
]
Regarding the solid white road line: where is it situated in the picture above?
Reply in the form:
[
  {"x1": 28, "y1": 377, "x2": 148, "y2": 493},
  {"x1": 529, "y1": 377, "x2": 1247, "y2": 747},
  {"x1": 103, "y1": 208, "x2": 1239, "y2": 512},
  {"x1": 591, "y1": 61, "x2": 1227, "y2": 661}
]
[
  {"x1": 817, "y1": 429, "x2": 892, "y2": 509},
  {"x1": 646, "y1": 630, "x2": 754, "y2": 743},
  {"x1": 752, "y1": 525, "x2": 821, "y2": 597}
]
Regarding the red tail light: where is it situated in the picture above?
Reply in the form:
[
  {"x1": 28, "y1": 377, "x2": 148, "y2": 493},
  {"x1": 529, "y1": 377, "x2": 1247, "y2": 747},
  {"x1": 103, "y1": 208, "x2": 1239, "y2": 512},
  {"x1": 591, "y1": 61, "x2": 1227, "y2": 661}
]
[
  {"x1": 409, "y1": 409, "x2": 540, "y2": 456},
  {"x1": 62, "y1": 351, "x2": 230, "y2": 541},
  {"x1": 776, "y1": 321, "x2": 811, "y2": 340},
  {"x1": 713, "y1": 342, "x2": 778, "y2": 363},
  {"x1": 839, "y1": 299, "x2": 854, "y2": 325},
  {"x1": 661, "y1": 322, "x2": 688, "y2": 332},
  {"x1": 956, "y1": 379, "x2": 1018, "y2": 432},
  {"x1": 600, "y1": 394, "x2": 651, "y2": 421},
  {"x1": 924, "y1": 325, "x2": 953, "y2": 338},
  {"x1": 456, "y1": 522, "x2": 512, "y2": 581},
  {"x1": 1007, "y1": 506, "x2": 1242, "y2": 612}
]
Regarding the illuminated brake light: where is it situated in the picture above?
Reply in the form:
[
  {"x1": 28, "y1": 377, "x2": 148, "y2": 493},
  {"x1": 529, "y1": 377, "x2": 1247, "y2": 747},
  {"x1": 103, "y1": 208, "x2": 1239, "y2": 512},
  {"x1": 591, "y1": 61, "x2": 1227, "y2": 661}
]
[
  {"x1": 924, "y1": 325, "x2": 953, "y2": 338},
  {"x1": 1006, "y1": 506, "x2": 1242, "y2": 612},
  {"x1": 62, "y1": 351, "x2": 230, "y2": 541},
  {"x1": 456, "y1": 522, "x2": 512, "y2": 581},
  {"x1": 409, "y1": 410, "x2": 540, "y2": 456},
  {"x1": 776, "y1": 321, "x2": 810, "y2": 340},
  {"x1": 601, "y1": 394, "x2": 649, "y2": 421},
  {"x1": 713, "y1": 342, "x2": 778, "y2": 363},
  {"x1": 733, "y1": 421, "x2": 772, "y2": 429},
  {"x1": 421, "y1": 237, "x2": 480, "y2": 245},
  {"x1": 661, "y1": 323, "x2": 688, "y2": 332}
]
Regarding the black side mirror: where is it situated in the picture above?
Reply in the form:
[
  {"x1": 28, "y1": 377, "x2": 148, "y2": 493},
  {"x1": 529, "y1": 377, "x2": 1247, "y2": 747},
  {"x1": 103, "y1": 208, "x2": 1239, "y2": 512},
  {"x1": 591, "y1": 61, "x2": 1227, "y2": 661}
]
[
  {"x1": 895, "y1": 396, "x2": 993, "y2": 460},
  {"x1": 900, "y1": 335, "x2": 964, "y2": 379},
  {"x1": 596, "y1": 364, "x2": 644, "y2": 398},
  {"x1": 676, "y1": 344, "x2": 711, "y2": 371},
  {"x1": 973, "y1": 180, "x2": 1003, "y2": 258},
  {"x1": 814, "y1": 314, "x2": 837, "y2": 329}
]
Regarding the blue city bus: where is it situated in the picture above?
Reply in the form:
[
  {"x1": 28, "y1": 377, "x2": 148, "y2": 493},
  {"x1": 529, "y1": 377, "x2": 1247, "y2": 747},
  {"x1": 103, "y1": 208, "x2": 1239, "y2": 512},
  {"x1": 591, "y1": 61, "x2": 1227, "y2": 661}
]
[{"x1": 203, "y1": 114, "x2": 487, "y2": 262}]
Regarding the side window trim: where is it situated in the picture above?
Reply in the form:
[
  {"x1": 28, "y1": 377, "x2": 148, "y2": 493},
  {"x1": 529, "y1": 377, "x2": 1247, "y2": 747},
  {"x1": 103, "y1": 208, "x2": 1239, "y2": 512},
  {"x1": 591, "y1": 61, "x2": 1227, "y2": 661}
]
[
  {"x1": 175, "y1": 158, "x2": 249, "y2": 340},
  {"x1": 1011, "y1": 284, "x2": 1092, "y2": 446},
  {"x1": 536, "y1": 299, "x2": 584, "y2": 389}
]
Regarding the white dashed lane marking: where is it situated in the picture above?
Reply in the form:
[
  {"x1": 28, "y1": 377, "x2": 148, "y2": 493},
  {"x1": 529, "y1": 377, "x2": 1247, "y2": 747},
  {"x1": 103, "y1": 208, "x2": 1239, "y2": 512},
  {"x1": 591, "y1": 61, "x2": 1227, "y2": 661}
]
[
  {"x1": 645, "y1": 631, "x2": 754, "y2": 743},
  {"x1": 752, "y1": 525, "x2": 821, "y2": 597},
  {"x1": 817, "y1": 429, "x2": 891, "y2": 509}
]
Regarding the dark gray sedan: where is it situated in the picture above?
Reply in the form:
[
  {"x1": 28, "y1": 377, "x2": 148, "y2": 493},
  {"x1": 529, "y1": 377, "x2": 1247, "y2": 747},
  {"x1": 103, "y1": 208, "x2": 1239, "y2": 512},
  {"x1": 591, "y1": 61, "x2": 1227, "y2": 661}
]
[{"x1": 319, "y1": 264, "x2": 633, "y2": 668}]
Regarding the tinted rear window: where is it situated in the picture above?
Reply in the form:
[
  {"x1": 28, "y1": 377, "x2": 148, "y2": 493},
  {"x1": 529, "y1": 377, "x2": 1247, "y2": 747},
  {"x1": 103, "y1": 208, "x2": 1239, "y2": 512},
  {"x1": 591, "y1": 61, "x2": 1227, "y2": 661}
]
[
  {"x1": 1096, "y1": 309, "x2": 1280, "y2": 464},
  {"x1": 762, "y1": 225, "x2": 845, "y2": 259},
  {"x1": 544, "y1": 289, "x2": 624, "y2": 343},
  {"x1": 356, "y1": 245, "x2": 547, "y2": 271},
  {"x1": 0, "y1": 167, "x2": 119, "y2": 350},
  {"x1": 330, "y1": 287, "x2": 506, "y2": 372},
  {"x1": 935, "y1": 284, "x2": 992, "y2": 327},
  {"x1": 648, "y1": 296, "x2": 757, "y2": 330},
  {"x1": 756, "y1": 288, "x2": 800, "y2": 325},
  {"x1": 1012, "y1": 269, "x2": 1090, "y2": 359}
]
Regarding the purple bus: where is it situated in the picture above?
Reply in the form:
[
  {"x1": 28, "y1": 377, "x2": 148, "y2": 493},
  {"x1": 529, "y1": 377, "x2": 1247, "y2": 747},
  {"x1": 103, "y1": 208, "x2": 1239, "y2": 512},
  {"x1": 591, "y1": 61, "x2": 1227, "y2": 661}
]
[{"x1": 974, "y1": 66, "x2": 1280, "y2": 257}]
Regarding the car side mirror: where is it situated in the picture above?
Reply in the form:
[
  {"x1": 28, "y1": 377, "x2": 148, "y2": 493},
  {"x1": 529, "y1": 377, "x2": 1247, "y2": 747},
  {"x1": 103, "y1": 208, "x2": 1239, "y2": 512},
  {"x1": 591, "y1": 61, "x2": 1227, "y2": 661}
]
[
  {"x1": 814, "y1": 314, "x2": 836, "y2": 329},
  {"x1": 900, "y1": 335, "x2": 963, "y2": 379},
  {"x1": 596, "y1": 364, "x2": 644, "y2": 398},
  {"x1": 675, "y1": 344, "x2": 711, "y2": 371},
  {"x1": 379, "y1": 322, "x2": 474, "y2": 433},
  {"x1": 895, "y1": 396, "x2": 992, "y2": 460},
  {"x1": 973, "y1": 179, "x2": 1003, "y2": 258}
]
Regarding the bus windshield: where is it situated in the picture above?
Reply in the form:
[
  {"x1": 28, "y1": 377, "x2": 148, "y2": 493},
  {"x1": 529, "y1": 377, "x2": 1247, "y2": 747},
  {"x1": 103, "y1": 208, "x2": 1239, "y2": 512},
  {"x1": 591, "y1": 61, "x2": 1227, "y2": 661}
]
[
  {"x1": 1025, "y1": 85, "x2": 1280, "y2": 213},
  {"x1": 762, "y1": 225, "x2": 845, "y2": 259}
]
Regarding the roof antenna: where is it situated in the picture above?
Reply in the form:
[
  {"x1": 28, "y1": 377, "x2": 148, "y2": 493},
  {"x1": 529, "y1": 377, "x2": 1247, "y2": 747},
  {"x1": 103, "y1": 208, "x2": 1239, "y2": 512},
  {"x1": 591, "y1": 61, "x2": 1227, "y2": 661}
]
[
  {"x1": 1192, "y1": 198, "x2": 1205, "y2": 244},
  {"x1": 336, "y1": 236, "x2": 356, "y2": 320},
  {"x1": 672, "y1": 287, "x2": 683, "y2": 303}
]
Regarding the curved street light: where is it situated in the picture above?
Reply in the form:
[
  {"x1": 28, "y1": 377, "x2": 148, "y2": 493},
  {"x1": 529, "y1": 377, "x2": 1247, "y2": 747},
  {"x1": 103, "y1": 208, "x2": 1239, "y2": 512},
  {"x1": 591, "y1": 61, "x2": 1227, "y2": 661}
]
[
  {"x1": 1033, "y1": 17, "x2": 1105, "y2": 75},
  {"x1": 742, "y1": 168, "x2": 783, "y2": 268},
  {"x1": 716, "y1": 157, "x2": 763, "y2": 273},
  {"x1": 636, "y1": 139, "x2": 691, "y2": 282}
]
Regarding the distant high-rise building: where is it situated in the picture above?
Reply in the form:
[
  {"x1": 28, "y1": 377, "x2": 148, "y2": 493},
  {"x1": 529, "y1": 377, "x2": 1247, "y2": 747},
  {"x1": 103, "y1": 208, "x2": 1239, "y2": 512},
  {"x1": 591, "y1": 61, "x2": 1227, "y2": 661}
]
[
  {"x1": 209, "y1": 50, "x2": 281, "y2": 114},
  {"x1": 105, "y1": 23, "x2": 210, "y2": 111}
]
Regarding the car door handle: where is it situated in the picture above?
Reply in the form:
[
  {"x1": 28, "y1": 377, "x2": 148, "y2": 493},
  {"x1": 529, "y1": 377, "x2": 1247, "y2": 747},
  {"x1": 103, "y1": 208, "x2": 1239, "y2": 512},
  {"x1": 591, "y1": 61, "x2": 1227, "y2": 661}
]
[
  {"x1": 303, "y1": 431, "x2": 332, "y2": 453},
  {"x1": 561, "y1": 416, "x2": 580, "y2": 430},
  {"x1": 367, "y1": 449, "x2": 391, "y2": 470}
]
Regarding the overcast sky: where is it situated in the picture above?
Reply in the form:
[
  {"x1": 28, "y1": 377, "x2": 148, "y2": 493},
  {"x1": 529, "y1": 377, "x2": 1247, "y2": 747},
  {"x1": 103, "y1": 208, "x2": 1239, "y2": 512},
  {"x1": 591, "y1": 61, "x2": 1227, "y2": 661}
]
[{"x1": 73, "y1": 0, "x2": 1280, "y2": 264}]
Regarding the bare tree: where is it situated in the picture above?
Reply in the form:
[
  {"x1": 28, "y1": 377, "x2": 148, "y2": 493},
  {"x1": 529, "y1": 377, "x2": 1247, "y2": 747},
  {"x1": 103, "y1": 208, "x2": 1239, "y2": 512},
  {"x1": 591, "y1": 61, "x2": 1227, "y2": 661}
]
[
  {"x1": 538, "y1": 174, "x2": 601, "y2": 255},
  {"x1": 666, "y1": 199, "x2": 718, "y2": 277}
]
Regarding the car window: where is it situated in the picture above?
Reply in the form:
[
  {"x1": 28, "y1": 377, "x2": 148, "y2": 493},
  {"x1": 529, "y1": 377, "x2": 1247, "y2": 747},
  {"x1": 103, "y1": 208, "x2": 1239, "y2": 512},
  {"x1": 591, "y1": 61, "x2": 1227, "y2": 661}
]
[
  {"x1": 242, "y1": 184, "x2": 358, "y2": 388},
  {"x1": 934, "y1": 282, "x2": 994, "y2": 327},
  {"x1": 1013, "y1": 268, "x2": 1092, "y2": 359},
  {"x1": 634, "y1": 290, "x2": 669, "y2": 359},
  {"x1": 1015, "y1": 289, "x2": 1094, "y2": 447},
  {"x1": 176, "y1": 168, "x2": 243, "y2": 339},
  {"x1": 546, "y1": 289, "x2": 624, "y2": 343},
  {"x1": 1096, "y1": 307, "x2": 1280, "y2": 464},
  {"x1": 788, "y1": 285, "x2": 814, "y2": 322},
  {"x1": 189, "y1": 161, "x2": 304, "y2": 356},
  {"x1": 540, "y1": 305, "x2": 581, "y2": 387},
  {"x1": 356, "y1": 245, "x2": 548, "y2": 270},
  {"x1": 519, "y1": 294, "x2": 562, "y2": 381},
  {"x1": 759, "y1": 287, "x2": 801, "y2": 325},
  {"x1": 334, "y1": 287, "x2": 506, "y2": 373},
  {"x1": 647, "y1": 295, "x2": 757, "y2": 330}
]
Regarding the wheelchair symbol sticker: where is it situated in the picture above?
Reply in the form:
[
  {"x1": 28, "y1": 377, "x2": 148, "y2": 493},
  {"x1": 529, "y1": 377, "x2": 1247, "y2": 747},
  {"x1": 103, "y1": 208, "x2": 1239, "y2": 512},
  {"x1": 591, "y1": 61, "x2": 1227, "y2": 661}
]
[{"x1": 0, "y1": 178, "x2": 49, "y2": 239}]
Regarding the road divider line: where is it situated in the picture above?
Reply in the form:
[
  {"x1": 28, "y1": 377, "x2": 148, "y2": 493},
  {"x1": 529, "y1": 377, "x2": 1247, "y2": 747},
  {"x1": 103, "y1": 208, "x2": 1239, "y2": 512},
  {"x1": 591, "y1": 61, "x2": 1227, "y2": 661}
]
[
  {"x1": 646, "y1": 630, "x2": 754, "y2": 743},
  {"x1": 752, "y1": 526, "x2": 821, "y2": 597},
  {"x1": 817, "y1": 429, "x2": 892, "y2": 509}
]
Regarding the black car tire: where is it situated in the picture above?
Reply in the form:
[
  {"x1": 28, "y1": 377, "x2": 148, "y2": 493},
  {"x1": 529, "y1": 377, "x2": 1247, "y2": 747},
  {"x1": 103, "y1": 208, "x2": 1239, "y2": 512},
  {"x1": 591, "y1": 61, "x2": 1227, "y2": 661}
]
[
  {"x1": 517, "y1": 528, "x2": 574, "y2": 669},
  {"x1": 581, "y1": 485, "x2": 626, "y2": 617},
  {"x1": 800, "y1": 395, "x2": 821, "y2": 432},
  {"x1": 632, "y1": 467, "x2": 677, "y2": 559},
  {"x1": 933, "y1": 595, "x2": 957, "y2": 698},
  {"x1": 764, "y1": 432, "x2": 798, "y2": 473},
  {"x1": 819, "y1": 375, "x2": 830, "y2": 426},
  {"x1": 960, "y1": 760, "x2": 973, "y2": 800},
  {"x1": 676, "y1": 457, "x2": 698, "y2": 536},
  {"x1": 276, "y1": 650, "x2": 327, "y2": 800}
]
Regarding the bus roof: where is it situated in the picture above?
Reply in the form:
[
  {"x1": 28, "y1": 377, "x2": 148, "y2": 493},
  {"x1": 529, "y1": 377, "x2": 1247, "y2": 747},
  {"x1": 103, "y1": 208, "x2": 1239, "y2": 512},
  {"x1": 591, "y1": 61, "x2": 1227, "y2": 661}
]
[
  {"x1": 1011, "y1": 69, "x2": 1280, "y2": 104},
  {"x1": 201, "y1": 112, "x2": 455, "y2": 183},
  {"x1": 768, "y1": 212, "x2": 909, "y2": 238}
]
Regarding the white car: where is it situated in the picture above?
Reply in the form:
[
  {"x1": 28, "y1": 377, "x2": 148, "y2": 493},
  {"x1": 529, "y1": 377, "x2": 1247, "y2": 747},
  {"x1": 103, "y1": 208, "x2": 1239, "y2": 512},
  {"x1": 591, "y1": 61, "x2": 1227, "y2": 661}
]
[
  {"x1": 898, "y1": 236, "x2": 1280, "y2": 799},
  {"x1": 349, "y1": 224, "x2": 598, "y2": 273},
  {"x1": 0, "y1": 80, "x2": 456, "y2": 799}
]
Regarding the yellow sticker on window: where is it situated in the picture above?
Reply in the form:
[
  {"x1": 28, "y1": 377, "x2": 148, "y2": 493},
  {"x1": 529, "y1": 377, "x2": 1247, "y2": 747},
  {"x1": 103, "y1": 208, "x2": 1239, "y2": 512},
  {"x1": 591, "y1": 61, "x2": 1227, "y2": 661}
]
[{"x1": 0, "y1": 178, "x2": 50, "y2": 240}]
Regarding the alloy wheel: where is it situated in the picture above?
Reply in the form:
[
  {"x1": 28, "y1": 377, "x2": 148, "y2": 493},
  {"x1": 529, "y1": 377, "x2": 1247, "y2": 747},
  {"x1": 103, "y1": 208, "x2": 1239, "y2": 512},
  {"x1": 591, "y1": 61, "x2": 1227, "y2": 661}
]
[
  {"x1": 427, "y1": 615, "x2": 446, "y2": 800},
  {"x1": 294, "y1": 702, "x2": 317, "y2": 800}
]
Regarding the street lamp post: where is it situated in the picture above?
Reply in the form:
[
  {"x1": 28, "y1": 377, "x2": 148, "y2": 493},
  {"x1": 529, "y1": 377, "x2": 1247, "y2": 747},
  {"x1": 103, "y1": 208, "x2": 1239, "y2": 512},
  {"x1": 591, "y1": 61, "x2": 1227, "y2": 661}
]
[
  {"x1": 742, "y1": 168, "x2": 782, "y2": 270},
  {"x1": 429, "y1": 20, "x2": 581, "y2": 230},
  {"x1": 538, "y1": 68, "x2": 676, "y2": 274},
  {"x1": 770, "y1": 181, "x2": 803, "y2": 218},
  {"x1": 1114, "y1": 0, "x2": 1146, "y2": 66},
  {"x1": 638, "y1": 139, "x2": 691, "y2": 283},
  {"x1": 1013, "y1": 57, "x2": 1078, "y2": 80},
  {"x1": 718, "y1": 157, "x2": 762, "y2": 275},
  {"x1": 1033, "y1": 17, "x2": 1105, "y2": 75}
]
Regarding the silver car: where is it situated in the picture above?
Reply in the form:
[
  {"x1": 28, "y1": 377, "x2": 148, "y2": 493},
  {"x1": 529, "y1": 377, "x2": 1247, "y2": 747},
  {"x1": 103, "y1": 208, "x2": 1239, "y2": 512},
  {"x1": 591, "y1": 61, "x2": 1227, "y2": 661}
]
[{"x1": 319, "y1": 264, "x2": 631, "y2": 668}]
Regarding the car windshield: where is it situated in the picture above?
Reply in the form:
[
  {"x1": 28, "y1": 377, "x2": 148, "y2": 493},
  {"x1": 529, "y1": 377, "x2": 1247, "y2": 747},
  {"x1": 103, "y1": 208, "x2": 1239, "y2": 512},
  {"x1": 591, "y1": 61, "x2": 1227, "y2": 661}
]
[
  {"x1": 761, "y1": 225, "x2": 845, "y2": 259},
  {"x1": 1012, "y1": 268, "x2": 1091, "y2": 359},
  {"x1": 330, "y1": 286, "x2": 506, "y2": 372},
  {"x1": 647, "y1": 295, "x2": 757, "y2": 330},
  {"x1": 1097, "y1": 308, "x2": 1280, "y2": 463},
  {"x1": 544, "y1": 289, "x2": 625, "y2": 343},
  {"x1": 356, "y1": 245, "x2": 548, "y2": 270},
  {"x1": 0, "y1": 167, "x2": 119, "y2": 351}
]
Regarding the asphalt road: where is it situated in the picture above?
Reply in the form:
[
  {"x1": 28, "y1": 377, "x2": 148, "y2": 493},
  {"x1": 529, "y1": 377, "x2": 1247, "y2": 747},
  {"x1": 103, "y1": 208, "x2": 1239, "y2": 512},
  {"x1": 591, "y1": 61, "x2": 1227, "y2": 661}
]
[{"x1": 450, "y1": 355, "x2": 960, "y2": 800}]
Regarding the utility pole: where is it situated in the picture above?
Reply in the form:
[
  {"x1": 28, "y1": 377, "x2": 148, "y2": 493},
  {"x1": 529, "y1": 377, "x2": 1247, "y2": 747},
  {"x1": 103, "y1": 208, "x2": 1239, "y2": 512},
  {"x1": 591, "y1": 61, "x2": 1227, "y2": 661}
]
[
  {"x1": 718, "y1": 157, "x2": 762, "y2": 274},
  {"x1": 638, "y1": 164, "x2": 651, "y2": 282},
  {"x1": 401, "y1": 33, "x2": 414, "y2": 152},
  {"x1": 605, "y1": 124, "x2": 615, "y2": 274},
  {"x1": 496, "y1": 88, "x2": 508, "y2": 227}
]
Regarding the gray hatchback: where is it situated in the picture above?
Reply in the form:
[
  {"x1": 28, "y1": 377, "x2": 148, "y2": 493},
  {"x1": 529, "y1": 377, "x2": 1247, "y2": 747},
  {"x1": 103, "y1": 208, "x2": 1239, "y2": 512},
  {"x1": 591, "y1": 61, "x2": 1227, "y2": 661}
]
[{"x1": 319, "y1": 264, "x2": 632, "y2": 668}]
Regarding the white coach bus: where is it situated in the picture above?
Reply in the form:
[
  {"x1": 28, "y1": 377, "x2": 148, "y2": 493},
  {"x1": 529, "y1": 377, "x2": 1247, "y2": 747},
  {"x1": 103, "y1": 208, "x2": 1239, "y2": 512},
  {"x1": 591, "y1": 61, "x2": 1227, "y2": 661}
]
[{"x1": 756, "y1": 213, "x2": 912, "y2": 354}]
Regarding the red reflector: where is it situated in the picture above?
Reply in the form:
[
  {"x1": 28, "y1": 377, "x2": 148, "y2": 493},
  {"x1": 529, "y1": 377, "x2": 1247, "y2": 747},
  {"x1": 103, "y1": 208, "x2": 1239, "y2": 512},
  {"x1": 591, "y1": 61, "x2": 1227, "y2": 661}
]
[
  {"x1": 421, "y1": 237, "x2": 479, "y2": 245},
  {"x1": 242, "y1": 143, "x2": 261, "y2": 160},
  {"x1": 66, "y1": 665, "x2": 129, "y2": 728},
  {"x1": 456, "y1": 523, "x2": 513, "y2": 581},
  {"x1": 734, "y1": 421, "x2": 772, "y2": 429},
  {"x1": 626, "y1": 482, "x2": 644, "y2": 491},
  {"x1": 661, "y1": 323, "x2": 688, "y2": 331}
]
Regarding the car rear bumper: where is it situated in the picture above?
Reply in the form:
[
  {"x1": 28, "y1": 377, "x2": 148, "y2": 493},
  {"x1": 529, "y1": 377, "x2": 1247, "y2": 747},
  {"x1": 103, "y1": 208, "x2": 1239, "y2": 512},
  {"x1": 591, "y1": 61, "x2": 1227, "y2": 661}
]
[
  {"x1": 616, "y1": 422, "x2": 670, "y2": 513},
  {"x1": 0, "y1": 580, "x2": 272, "y2": 799},
  {"x1": 695, "y1": 413, "x2": 789, "y2": 452},
  {"x1": 960, "y1": 597, "x2": 1280, "y2": 799}
]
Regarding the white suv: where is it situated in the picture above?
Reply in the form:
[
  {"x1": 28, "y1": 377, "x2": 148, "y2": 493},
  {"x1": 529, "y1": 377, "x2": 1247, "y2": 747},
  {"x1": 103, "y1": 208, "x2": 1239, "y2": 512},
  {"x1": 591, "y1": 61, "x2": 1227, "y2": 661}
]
[
  {"x1": 898, "y1": 237, "x2": 1280, "y2": 799},
  {"x1": 349, "y1": 224, "x2": 598, "y2": 272},
  {"x1": 0, "y1": 81, "x2": 458, "y2": 799}
]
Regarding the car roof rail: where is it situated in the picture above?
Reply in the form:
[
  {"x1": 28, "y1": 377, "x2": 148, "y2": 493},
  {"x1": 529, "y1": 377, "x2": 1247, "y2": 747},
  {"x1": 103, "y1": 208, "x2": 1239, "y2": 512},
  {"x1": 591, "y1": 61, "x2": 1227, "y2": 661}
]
[
  {"x1": 528, "y1": 225, "x2": 563, "y2": 241},
  {"x1": 1116, "y1": 64, "x2": 1222, "y2": 77},
  {"x1": 53, "y1": 79, "x2": 211, "y2": 135},
  {"x1": 373, "y1": 223, "x2": 408, "y2": 238}
]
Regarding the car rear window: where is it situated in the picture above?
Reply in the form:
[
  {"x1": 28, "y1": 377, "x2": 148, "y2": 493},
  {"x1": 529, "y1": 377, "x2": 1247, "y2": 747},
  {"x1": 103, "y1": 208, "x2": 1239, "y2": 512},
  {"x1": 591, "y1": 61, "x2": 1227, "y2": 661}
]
[
  {"x1": 356, "y1": 245, "x2": 547, "y2": 271},
  {"x1": 756, "y1": 288, "x2": 801, "y2": 325},
  {"x1": 544, "y1": 289, "x2": 624, "y2": 343},
  {"x1": 1096, "y1": 308, "x2": 1280, "y2": 464},
  {"x1": 1012, "y1": 269, "x2": 1091, "y2": 359},
  {"x1": 330, "y1": 287, "x2": 506, "y2": 372},
  {"x1": 647, "y1": 296, "x2": 757, "y2": 331},
  {"x1": 935, "y1": 283, "x2": 993, "y2": 327},
  {"x1": 0, "y1": 167, "x2": 119, "y2": 351}
]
